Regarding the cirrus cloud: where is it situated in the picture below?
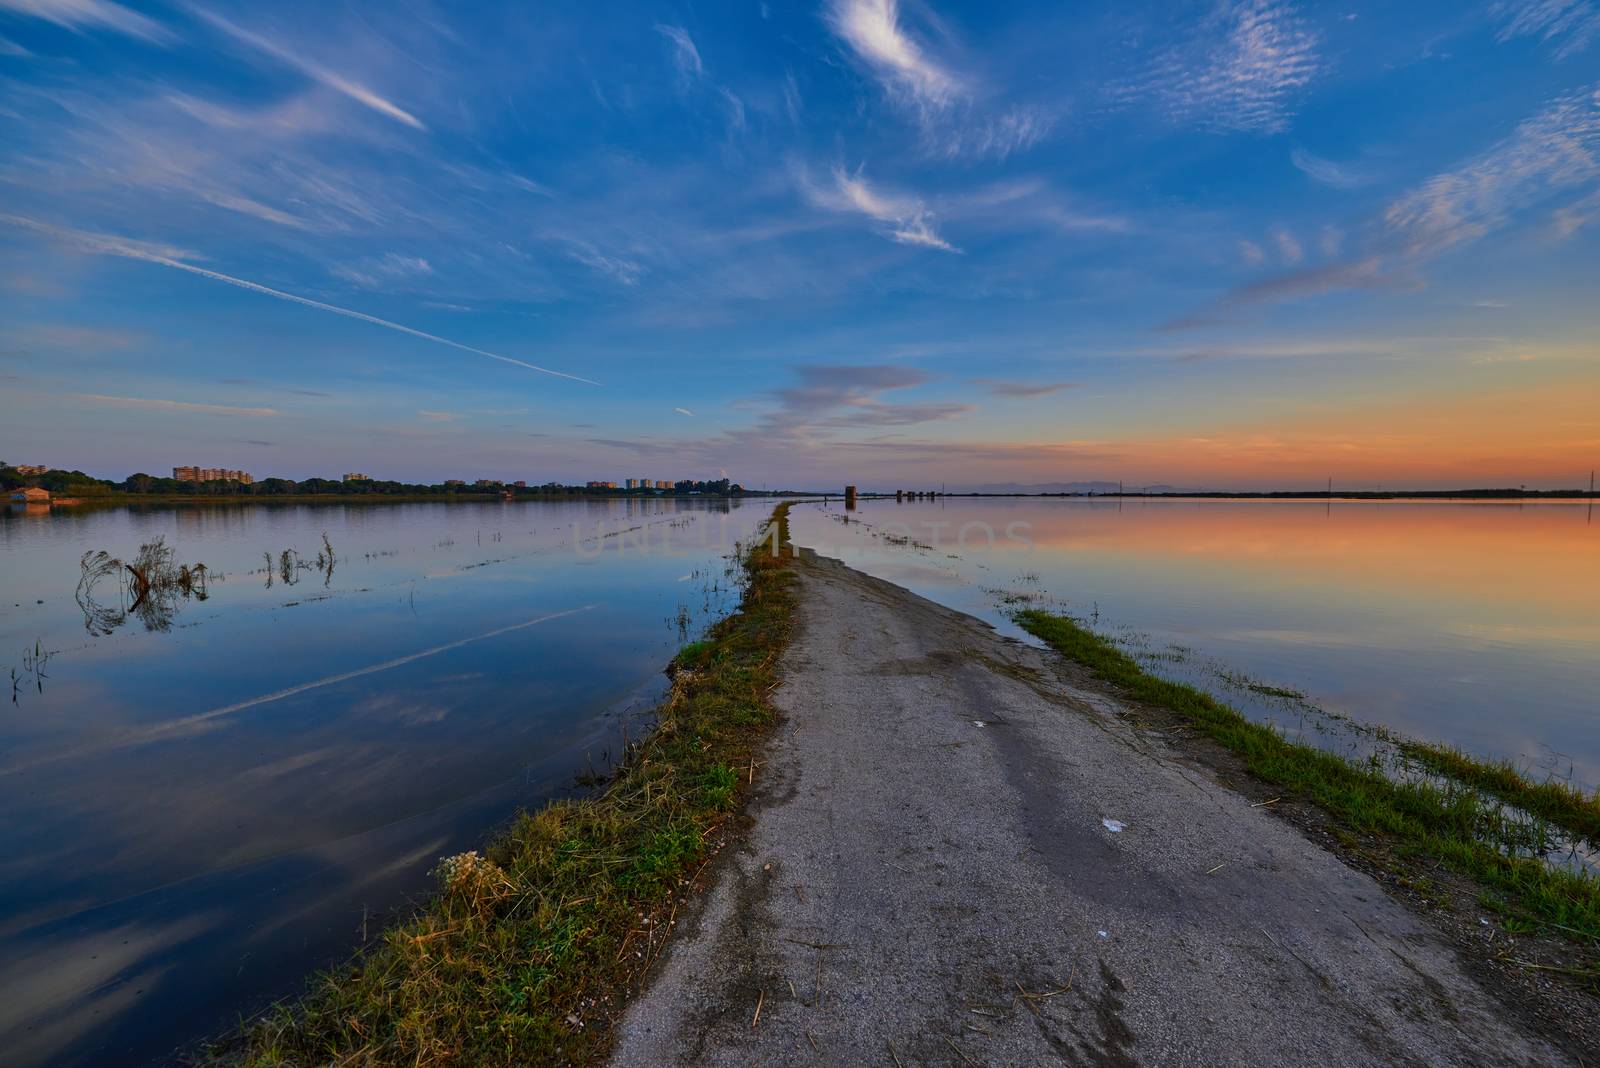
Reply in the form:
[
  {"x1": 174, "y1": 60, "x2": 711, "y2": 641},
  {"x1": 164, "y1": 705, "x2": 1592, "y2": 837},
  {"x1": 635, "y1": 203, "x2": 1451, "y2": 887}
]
[
  {"x1": 1384, "y1": 83, "x2": 1600, "y2": 258},
  {"x1": 801, "y1": 166, "x2": 959, "y2": 251},
  {"x1": 827, "y1": 0, "x2": 960, "y2": 110},
  {"x1": 0, "y1": 0, "x2": 172, "y2": 44},
  {"x1": 1118, "y1": 0, "x2": 1322, "y2": 135}
]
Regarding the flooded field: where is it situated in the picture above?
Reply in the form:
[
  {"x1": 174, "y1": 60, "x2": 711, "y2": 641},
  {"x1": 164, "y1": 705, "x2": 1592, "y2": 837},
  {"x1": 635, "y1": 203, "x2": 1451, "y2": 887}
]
[
  {"x1": 0, "y1": 498, "x2": 768, "y2": 1067},
  {"x1": 789, "y1": 498, "x2": 1600, "y2": 790}
]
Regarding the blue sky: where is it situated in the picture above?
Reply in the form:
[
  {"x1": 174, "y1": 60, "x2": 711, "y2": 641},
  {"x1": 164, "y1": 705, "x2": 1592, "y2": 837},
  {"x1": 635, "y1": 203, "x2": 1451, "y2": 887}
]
[{"x1": 1, "y1": 0, "x2": 1597, "y2": 488}]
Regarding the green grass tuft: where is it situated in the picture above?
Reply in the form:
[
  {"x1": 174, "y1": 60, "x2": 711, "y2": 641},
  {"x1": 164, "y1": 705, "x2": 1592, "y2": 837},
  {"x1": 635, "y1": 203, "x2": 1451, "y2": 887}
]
[
  {"x1": 1386, "y1": 738, "x2": 1600, "y2": 847},
  {"x1": 673, "y1": 639, "x2": 715, "y2": 669},
  {"x1": 700, "y1": 763, "x2": 740, "y2": 811}
]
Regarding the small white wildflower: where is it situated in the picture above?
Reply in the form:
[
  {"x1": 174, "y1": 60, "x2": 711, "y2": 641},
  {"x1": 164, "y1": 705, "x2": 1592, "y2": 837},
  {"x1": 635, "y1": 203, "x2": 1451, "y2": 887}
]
[{"x1": 436, "y1": 850, "x2": 504, "y2": 893}]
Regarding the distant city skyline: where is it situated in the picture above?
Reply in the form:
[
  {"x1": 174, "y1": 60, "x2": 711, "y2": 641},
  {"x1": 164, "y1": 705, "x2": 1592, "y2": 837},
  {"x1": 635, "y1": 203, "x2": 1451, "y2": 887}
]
[{"x1": 1, "y1": 1, "x2": 1597, "y2": 489}]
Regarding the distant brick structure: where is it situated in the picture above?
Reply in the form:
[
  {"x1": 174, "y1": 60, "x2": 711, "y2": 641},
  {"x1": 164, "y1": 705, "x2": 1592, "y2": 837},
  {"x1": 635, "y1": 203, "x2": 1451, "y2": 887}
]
[{"x1": 173, "y1": 466, "x2": 253, "y2": 484}]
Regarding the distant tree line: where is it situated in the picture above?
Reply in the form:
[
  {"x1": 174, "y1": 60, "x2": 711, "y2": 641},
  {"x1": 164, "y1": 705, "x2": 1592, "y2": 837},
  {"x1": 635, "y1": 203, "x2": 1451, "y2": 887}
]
[
  {"x1": 0, "y1": 463, "x2": 118, "y2": 496},
  {"x1": 1, "y1": 463, "x2": 758, "y2": 499}
]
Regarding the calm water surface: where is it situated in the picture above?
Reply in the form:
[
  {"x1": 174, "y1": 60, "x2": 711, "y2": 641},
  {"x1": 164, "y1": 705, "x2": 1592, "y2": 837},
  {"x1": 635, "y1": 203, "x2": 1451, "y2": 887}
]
[
  {"x1": 790, "y1": 497, "x2": 1600, "y2": 787},
  {"x1": 0, "y1": 498, "x2": 768, "y2": 1067}
]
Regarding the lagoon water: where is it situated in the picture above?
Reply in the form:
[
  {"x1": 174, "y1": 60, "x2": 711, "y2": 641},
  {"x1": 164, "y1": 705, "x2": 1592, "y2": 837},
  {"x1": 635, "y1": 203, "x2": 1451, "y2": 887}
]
[
  {"x1": 789, "y1": 497, "x2": 1600, "y2": 790},
  {"x1": 0, "y1": 498, "x2": 768, "y2": 1067},
  {"x1": 3, "y1": 494, "x2": 1596, "y2": 1064}
]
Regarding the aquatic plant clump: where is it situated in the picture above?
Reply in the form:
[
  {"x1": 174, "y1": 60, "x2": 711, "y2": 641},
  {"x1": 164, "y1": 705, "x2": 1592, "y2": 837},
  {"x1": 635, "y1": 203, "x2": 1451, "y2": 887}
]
[{"x1": 75, "y1": 537, "x2": 212, "y2": 634}]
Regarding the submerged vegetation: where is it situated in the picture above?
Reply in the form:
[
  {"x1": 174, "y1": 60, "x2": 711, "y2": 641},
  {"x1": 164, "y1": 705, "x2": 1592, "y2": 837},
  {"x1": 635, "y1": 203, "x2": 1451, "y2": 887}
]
[
  {"x1": 75, "y1": 537, "x2": 211, "y2": 634},
  {"x1": 71, "y1": 532, "x2": 342, "y2": 634},
  {"x1": 213, "y1": 506, "x2": 794, "y2": 1066},
  {"x1": 1386, "y1": 736, "x2": 1600, "y2": 849},
  {"x1": 261, "y1": 532, "x2": 337, "y2": 588},
  {"x1": 9, "y1": 639, "x2": 53, "y2": 703},
  {"x1": 1014, "y1": 609, "x2": 1600, "y2": 950}
]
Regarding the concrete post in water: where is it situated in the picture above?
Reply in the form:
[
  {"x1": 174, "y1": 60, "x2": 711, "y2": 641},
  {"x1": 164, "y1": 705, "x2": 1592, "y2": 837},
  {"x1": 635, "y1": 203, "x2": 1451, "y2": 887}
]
[{"x1": 845, "y1": 485, "x2": 857, "y2": 510}]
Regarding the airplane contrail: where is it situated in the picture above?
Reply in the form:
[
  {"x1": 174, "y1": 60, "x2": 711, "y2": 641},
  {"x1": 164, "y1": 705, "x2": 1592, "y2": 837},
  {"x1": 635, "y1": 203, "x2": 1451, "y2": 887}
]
[
  {"x1": 0, "y1": 213, "x2": 600, "y2": 385},
  {"x1": 149, "y1": 604, "x2": 600, "y2": 733}
]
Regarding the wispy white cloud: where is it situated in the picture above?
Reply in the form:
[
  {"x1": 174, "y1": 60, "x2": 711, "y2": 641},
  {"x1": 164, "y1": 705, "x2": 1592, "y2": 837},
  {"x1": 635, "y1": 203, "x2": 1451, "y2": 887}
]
[
  {"x1": 187, "y1": 5, "x2": 425, "y2": 130},
  {"x1": 827, "y1": 0, "x2": 960, "y2": 110},
  {"x1": 886, "y1": 217, "x2": 953, "y2": 250},
  {"x1": 164, "y1": 91, "x2": 336, "y2": 137},
  {"x1": 825, "y1": 0, "x2": 1048, "y2": 161},
  {"x1": 417, "y1": 409, "x2": 456, "y2": 422},
  {"x1": 75, "y1": 393, "x2": 278, "y2": 416},
  {"x1": 803, "y1": 166, "x2": 959, "y2": 251},
  {"x1": 1290, "y1": 147, "x2": 1375, "y2": 188},
  {"x1": 1319, "y1": 224, "x2": 1343, "y2": 256},
  {"x1": 1551, "y1": 188, "x2": 1600, "y2": 237},
  {"x1": 199, "y1": 189, "x2": 314, "y2": 230},
  {"x1": 1041, "y1": 204, "x2": 1131, "y2": 234},
  {"x1": 719, "y1": 86, "x2": 747, "y2": 133},
  {"x1": 1228, "y1": 227, "x2": 1305, "y2": 268},
  {"x1": 2, "y1": 213, "x2": 599, "y2": 384},
  {"x1": 782, "y1": 69, "x2": 803, "y2": 125},
  {"x1": 0, "y1": 213, "x2": 198, "y2": 262},
  {"x1": 567, "y1": 241, "x2": 645, "y2": 285},
  {"x1": 674, "y1": 406, "x2": 695, "y2": 416},
  {"x1": 653, "y1": 24, "x2": 746, "y2": 139},
  {"x1": 505, "y1": 174, "x2": 556, "y2": 198},
  {"x1": 655, "y1": 24, "x2": 704, "y2": 83},
  {"x1": 932, "y1": 105, "x2": 1055, "y2": 161},
  {"x1": 10, "y1": 84, "x2": 398, "y2": 239},
  {"x1": 1271, "y1": 225, "x2": 1303, "y2": 264},
  {"x1": 1494, "y1": 0, "x2": 1600, "y2": 60},
  {"x1": 332, "y1": 253, "x2": 434, "y2": 288},
  {"x1": 1124, "y1": 0, "x2": 1321, "y2": 134},
  {"x1": 0, "y1": 0, "x2": 172, "y2": 44},
  {"x1": 1174, "y1": 80, "x2": 1600, "y2": 328},
  {"x1": 0, "y1": 32, "x2": 31, "y2": 55},
  {"x1": 1384, "y1": 83, "x2": 1600, "y2": 257}
]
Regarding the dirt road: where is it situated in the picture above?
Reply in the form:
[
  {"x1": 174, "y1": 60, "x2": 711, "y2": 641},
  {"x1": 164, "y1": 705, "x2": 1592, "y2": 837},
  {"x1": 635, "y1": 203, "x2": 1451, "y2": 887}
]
[{"x1": 610, "y1": 550, "x2": 1568, "y2": 1066}]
